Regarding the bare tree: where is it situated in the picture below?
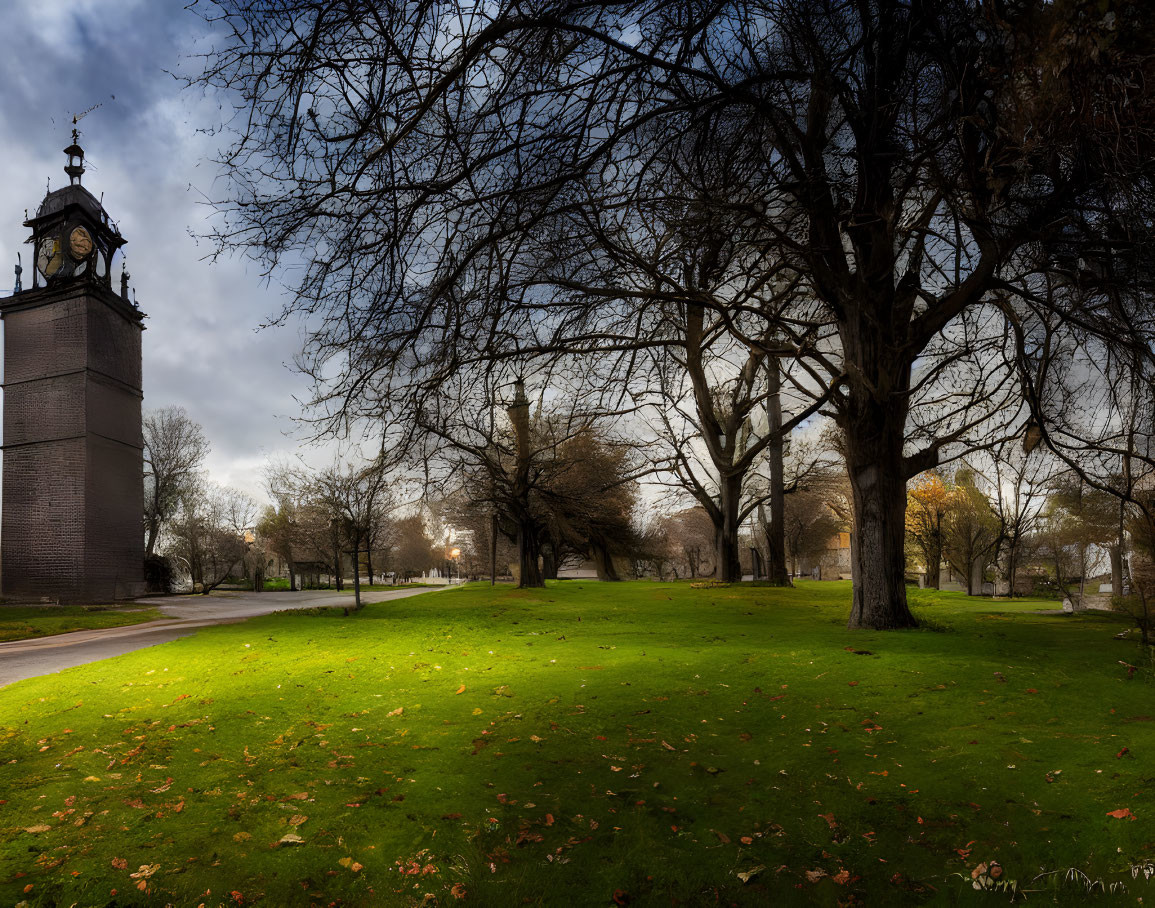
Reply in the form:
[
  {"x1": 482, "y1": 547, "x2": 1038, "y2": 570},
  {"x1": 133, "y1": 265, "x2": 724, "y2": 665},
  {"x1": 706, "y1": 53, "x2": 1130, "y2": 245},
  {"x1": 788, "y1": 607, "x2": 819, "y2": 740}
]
[
  {"x1": 165, "y1": 481, "x2": 258, "y2": 594},
  {"x1": 190, "y1": 0, "x2": 1155, "y2": 629},
  {"x1": 143, "y1": 407, "x2": 210, "y2": 558},
  {"x1": 313, "y1": 457, "x2": 391, "y2": 610}
]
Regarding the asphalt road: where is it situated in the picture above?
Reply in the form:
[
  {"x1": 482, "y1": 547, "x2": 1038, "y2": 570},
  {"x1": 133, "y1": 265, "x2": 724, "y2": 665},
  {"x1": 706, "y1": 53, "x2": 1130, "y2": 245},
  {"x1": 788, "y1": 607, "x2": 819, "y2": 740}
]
[{"x1": 0, "y1": 586, "x2": 442, "y2": 688}]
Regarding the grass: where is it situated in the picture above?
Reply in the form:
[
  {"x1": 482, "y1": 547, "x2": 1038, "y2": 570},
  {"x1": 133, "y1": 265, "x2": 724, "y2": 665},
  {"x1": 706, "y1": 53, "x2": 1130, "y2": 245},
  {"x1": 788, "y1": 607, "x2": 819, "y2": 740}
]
[
  {"x1": 0, "y1": 605, "x2": 166, "y2": 643},
  {"x1": 0, "y1": 581, "x2": 1152, "y2": 906}
]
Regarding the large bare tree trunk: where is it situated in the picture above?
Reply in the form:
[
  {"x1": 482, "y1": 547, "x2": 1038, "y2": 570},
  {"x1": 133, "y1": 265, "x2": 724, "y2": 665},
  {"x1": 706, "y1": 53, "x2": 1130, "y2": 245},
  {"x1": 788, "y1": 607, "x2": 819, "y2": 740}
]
[
  {"x1": 517, "y1": 519, "x2": 544, "y2": 588},
  {"x1": 844, "y1": 397, "x2": 918, "y2": 629},
  {"x1": 350, "y1": 534, "x2": 363, "y2": 611},
  {"x1": 591, "y1": 538, "x2": 620, "y2": 581},
  {"x1": 542, "y1": 540, "x2": 559, "y2": 581},
  {"x1": 145, "y1": 517, "x2": 161, "y2": 559},
  {"x1": 716, "y1": 475, "x2": 743, "y2": 582},
  {"x1": 765, "y1": 357, "x2": 791, "y2": 585}
]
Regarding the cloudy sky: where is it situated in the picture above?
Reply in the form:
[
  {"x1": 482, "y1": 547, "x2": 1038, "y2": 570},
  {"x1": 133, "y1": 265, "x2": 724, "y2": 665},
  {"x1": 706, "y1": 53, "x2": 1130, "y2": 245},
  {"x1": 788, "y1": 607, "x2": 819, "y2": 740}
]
[{"x1": 0, "y1": 0, "x2": 329, "y2": 501}]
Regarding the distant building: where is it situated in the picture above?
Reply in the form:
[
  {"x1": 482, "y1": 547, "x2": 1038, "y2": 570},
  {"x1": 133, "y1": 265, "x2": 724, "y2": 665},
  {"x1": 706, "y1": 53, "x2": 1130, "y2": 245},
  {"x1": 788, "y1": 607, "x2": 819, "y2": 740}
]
[{"x1": 0, "y1": 137, "x2": 145, "y2": 601}]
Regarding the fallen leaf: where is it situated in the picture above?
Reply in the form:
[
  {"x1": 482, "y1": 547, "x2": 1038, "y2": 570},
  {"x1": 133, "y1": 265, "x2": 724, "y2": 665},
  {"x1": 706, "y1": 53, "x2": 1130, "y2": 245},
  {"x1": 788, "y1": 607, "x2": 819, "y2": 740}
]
[
  {"x1": 278, "y1": 833, "x2": 305, "y2": 846},
  {"x1": 111, "y1": 857, "x2": 128, "y2": 870},
  {"x1": 289, "y1": 815, "x2": 307, "y2": 827},
  {"x1": 451, "y1": 883, "x2": 467, "y2": 899},
  {"x1": 832, "y1": 870, "x2": 851, "y2": 885},
  {"x1": 740, "y1": 835, "x2": 754, "y2": 845},
  {"x1": 736, "y1": 865, "x2": 766, "y2": 884},
  {"x1": 1107, "y1": 807, "x2": 1136, "y2": 820},
  {"x1": 129, "y1": 864, "x2": 160, "y2": 880},
  {"x1": 455, "y1": 685, "x2": 466, "y2": 694},
  {"x1": 23, "y1": 825, "x2": 51, "y2": 834},
  {"x1": 805, "y1": 869, "x2": 827, "y2": 883},
  {"x1": 818, "y1": 812, "x2": 837, "y2": 829},
  {"x1": 387, "y1": 707, "x2": 404, "y2": 717},
  {"x1": 713, "y1": 829, "x2": 731, "y2": 844},
  {"x1": 233, "y1": 832, "x2": 252, "y2": 842}
]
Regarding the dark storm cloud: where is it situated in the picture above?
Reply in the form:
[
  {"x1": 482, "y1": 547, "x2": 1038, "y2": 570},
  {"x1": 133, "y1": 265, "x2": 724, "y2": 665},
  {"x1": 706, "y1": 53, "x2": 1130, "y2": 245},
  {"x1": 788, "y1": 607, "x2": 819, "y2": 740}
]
[{"x1": 0, "y1": 0, "x2": 329, "y2": 499}]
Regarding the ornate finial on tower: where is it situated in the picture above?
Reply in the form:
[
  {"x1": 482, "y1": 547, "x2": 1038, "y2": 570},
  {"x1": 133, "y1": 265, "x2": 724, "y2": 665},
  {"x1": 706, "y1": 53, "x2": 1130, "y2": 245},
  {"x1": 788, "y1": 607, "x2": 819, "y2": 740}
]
[
  {"x1": 14, "y1": 252, "x2": 22, "y2": 293},
  {"x1": 63, "y1": 129, "x2": 85, "y2": 186},
  {"x1": 511, "y1": 377, "x2": 528, "y2": 408},
  {"x1": 120, "y1": 263, "x2": 130, "y2": 301}
]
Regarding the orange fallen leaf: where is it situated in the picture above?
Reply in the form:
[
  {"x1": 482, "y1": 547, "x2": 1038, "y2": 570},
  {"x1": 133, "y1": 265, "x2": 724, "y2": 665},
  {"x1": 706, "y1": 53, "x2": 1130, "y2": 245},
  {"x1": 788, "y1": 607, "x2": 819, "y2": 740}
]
[
  {"x1": 451, "y1": 883, "x2": 467, "y2": 900},
  {"x1": 111, "y1": 857, "x2": 128, "y2": 870},
  {"x1": 817, "y1": 812, "x2": 837, "y2": 829},
  {"x1": 387, "y1": 707, "x2": 404, "y2": 717},
  {"x1": 832, "y1": 870, "x2": 851, "y2": 885},
  {"x1": 1107, "y1": 807, "x2": 1136, "y2": 820},
  {"x1": 455, "y1": 685, "x2": 466, "y2": 694}
]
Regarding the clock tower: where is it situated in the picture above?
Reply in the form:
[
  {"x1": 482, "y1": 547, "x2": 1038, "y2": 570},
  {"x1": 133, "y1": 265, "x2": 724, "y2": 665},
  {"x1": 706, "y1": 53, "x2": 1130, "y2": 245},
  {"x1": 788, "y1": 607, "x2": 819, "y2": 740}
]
[{"x1": 1, "y1": 136, "x2": 146, "y2": 601}]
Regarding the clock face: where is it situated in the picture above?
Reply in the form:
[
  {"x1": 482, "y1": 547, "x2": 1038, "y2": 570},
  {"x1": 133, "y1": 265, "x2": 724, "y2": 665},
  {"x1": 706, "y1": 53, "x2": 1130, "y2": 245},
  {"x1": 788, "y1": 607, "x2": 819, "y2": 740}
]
[
  {"x1": 37, "y1": 236, "x2": 63, "y2": 277},
  {"x1": 69, "y1": 226, "x2": 94, "y2": 260}
]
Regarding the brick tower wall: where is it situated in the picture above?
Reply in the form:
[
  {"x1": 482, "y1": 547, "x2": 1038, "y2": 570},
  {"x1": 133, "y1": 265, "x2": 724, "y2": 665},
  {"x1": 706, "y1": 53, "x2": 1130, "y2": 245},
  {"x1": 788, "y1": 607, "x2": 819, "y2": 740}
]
[{"x1": 1, "y1": 284, "x2": 145, "y2": 601}]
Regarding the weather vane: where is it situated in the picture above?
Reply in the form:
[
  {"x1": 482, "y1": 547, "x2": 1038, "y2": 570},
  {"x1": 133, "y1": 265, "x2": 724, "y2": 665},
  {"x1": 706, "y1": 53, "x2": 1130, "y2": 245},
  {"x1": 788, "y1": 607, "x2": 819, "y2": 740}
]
[{"x1": 70, "y1": 103, "x2": 102, "y2": 133}]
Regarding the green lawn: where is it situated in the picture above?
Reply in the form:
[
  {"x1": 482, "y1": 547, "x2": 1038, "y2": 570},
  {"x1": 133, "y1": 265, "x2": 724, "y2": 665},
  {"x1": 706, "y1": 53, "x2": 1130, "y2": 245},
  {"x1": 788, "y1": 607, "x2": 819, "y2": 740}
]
[
  {"x1": 0, "y1": 581, "x2": 1151, "y2": 906},
  {"x1": 0, "y1": 604, "x2": 166, "y2": 643}
]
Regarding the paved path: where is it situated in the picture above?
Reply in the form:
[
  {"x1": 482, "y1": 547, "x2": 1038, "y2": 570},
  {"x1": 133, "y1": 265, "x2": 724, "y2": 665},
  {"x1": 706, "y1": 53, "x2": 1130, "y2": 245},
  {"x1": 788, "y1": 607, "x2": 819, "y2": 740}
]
[{"x1": 0, "y1": 586, "x2": 441, "y2": 688}]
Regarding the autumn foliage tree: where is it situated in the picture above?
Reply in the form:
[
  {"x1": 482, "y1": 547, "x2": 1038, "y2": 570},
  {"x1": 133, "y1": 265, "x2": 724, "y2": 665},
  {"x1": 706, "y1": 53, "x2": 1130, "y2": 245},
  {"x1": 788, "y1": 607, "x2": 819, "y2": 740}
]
[{"x1": 906, "y1": 473, "x2": 955, "y2": 590}]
